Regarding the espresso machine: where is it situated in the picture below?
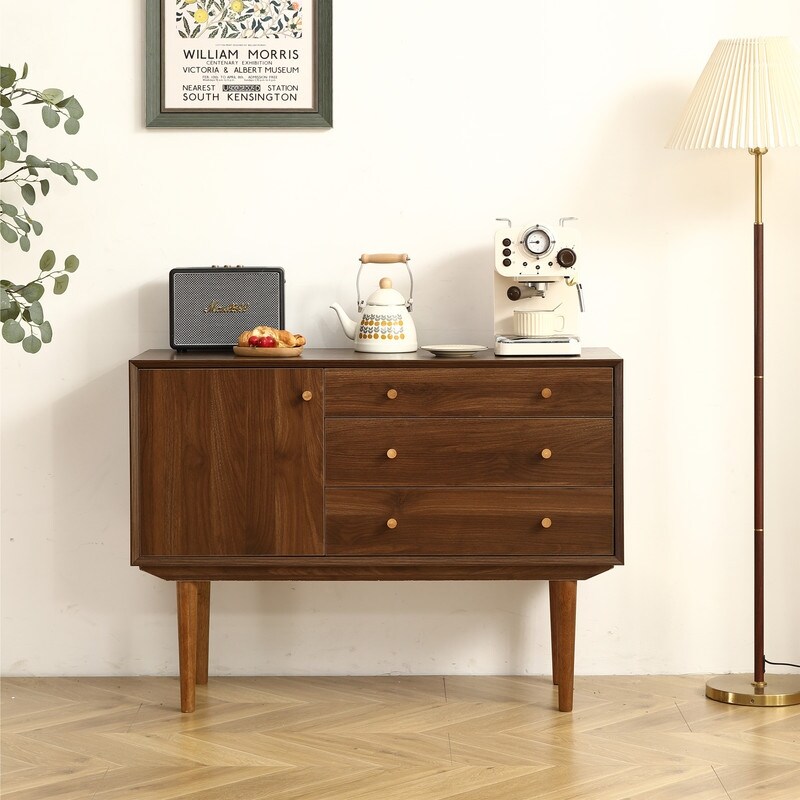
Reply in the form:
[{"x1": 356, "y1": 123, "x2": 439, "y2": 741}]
[{"x1": 493, "y1": 217, "x2": 584, "y2": 356}]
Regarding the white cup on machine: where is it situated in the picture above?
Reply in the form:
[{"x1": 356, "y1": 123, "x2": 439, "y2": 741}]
[{"x1": 513, "y1": 310, "x2": 566, "y2": 337}]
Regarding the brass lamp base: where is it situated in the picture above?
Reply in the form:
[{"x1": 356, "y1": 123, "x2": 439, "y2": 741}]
[{"x1": 706, "y1": 674, "x2": 800, "y2": 706}]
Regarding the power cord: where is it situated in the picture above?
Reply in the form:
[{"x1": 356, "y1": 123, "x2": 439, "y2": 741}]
[{"x1": 764, "y1": 657, "x2": 800, "y2": 669}]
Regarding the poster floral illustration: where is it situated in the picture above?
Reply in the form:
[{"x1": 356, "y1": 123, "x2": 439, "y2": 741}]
[{"x1": 175, "y1": 0, "x2": 303, "y2": 40}]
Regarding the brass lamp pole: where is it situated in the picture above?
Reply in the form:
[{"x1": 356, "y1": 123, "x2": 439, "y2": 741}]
[{"x1": 667, "y1": 38, "x2": 800, "y2": 707}]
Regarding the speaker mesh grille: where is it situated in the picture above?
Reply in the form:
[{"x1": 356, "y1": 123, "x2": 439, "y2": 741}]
[{"x1": 170, "y1": 269, "x2": 283, "y2": 348}]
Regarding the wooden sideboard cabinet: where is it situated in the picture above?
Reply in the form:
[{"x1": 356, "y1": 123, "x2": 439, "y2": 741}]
[{"x1": 130, "y1": 348, "x2": 623, "y2": 713}]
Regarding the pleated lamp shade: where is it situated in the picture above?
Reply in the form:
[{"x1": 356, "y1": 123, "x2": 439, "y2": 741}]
[{"x1": 666, "y1": 37, "x2": 800, "y2": 150}]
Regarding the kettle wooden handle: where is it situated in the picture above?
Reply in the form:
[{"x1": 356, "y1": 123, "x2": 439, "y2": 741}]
[{"x1": 360, "y1": 253, "x2": 410, "y2": 264}]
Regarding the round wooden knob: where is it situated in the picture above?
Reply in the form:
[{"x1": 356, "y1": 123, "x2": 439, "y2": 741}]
[
  {"x1": 387, "y1": 388, "x2": 398, "y2": 400},
  {"x1": 541, "y1": 448, "x2": 552, "y2": 459},
  {"x1": 386, "y1": 518, "x2": 398, "y2": 529},
  {"x1": 301, "y1": 391, "x2": 313, "y2": 402},
  {"x1": 541, "y1": 517, "x2": 552, "y2": 529},
  {"x1": 386, "y1": 448, "x2": 397, "y2": 459},
  {"x1": 541, "y1": 387, "x2": 552, "y2": 399},
  {"x1": 379, "y1": 277, "x2": 393, "y2": 289}
]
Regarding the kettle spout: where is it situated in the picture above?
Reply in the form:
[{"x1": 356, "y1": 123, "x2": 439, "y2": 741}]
[{"x1": 329, "y1": 302, "x2": 357, "y2": 340}]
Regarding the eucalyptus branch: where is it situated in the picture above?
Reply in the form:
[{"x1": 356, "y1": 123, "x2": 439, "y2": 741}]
[
  {"x1": 0, "y1": 164, "x2": 29, "y2": 181},
  {"x1": 1, "y1": 62, "x2": 95, "y2": 353}
]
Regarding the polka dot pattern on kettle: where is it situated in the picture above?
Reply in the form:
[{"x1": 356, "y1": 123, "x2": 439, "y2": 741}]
[{"x1": 358, "y1": 313, "x2": 406, "y2": 340}]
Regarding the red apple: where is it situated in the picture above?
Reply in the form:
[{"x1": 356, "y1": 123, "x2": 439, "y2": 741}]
[
  {"x1": 257, "y1": 336, "x2": 277, "y2": 348},
  {"x1": 248, "y1": 335, "x2": 260, "y2": 347}
]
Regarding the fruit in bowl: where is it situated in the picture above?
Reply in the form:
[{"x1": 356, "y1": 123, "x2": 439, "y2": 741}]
[{"x1": 238, "y1": 327, "x2": 306, "y2": 348}]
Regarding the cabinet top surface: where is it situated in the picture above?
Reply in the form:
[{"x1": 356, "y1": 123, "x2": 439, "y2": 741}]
[{"x1": 131, "y1": 347, "x2": 622, "y2": 368}]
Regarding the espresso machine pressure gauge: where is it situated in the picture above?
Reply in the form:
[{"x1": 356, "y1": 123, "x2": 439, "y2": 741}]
[{"x1": 522, "y1": 226, "x2": 553, "y2": 257}]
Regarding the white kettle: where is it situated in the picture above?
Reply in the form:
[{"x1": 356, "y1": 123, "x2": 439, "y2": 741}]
[{"x1": 330, "y1": 253, "x2": 418, "y2": 353}]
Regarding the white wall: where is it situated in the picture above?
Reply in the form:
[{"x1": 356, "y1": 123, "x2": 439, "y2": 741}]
[{"x1": 2, "y1": 1, "x2": 799, "y2": 678}]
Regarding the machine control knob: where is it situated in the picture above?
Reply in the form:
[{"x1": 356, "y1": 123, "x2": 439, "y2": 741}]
[
  {"x1": 502, "y1": 237, "x2": 512, "y2": 247},
  {"x1": 556, "y1": 248, "x2": 577, "y2": 268},
  {"x1": 507, "y1": 286, "x2": 522, "y2": 301},
  {"x1": 502, "y1": 258, "x2": 512, "y2": 267},
  {"x1": 502, "y1": 248, "x2": 511, "y2": 257}
]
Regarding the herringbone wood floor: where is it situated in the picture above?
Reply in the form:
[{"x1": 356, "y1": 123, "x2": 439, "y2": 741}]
[{"x1": 1, "y1": 675, "x2": 799, "y2": 799}]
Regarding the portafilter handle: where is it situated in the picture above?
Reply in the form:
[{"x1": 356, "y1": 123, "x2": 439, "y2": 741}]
[{"x1": 356, "y1": 253, "x2": 414, "y2": 312}]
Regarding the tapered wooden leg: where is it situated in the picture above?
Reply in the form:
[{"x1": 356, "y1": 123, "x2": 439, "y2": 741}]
[
  {"x1": 177, "y1": 581, "x2": 199, "y2": 713},
  {"x1": 549, "y1": 582, "x2": 560, "y2": 685},
  {"x1": 550, "y1": 580, "x2": 577, "y2": 712},
  {"x1": 196, "y1": 582, "x2": 211, "y2": 686}
]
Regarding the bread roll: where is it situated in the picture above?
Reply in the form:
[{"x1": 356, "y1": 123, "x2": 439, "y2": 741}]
[{"x1": 278, "y1": 330, "x2": 298, "y2": 347}]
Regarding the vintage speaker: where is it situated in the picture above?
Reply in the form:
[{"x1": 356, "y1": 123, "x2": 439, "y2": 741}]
[{"x1": 169, "y1": 267, "x2": 285, "y2": 350}]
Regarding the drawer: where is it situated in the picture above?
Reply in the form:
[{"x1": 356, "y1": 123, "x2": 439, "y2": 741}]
[
  {"x1": 325, "y1": 418, "x2": 612, "y2": 487},
  {"x1": 326, "y1": 488, "x2": 614, "y2": 556},
  {"x1": 325, "y1": 368, "x2": 612, "y2": 417}
]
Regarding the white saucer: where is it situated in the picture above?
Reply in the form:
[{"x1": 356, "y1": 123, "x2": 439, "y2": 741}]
[{"x1": 421, "y1": 344, "x2": 489, "y2": 358}]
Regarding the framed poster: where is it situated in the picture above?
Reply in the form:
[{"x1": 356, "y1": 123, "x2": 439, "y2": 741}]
[{"x1": 146, "y1": 0, "x2": 331, "y2": 128}]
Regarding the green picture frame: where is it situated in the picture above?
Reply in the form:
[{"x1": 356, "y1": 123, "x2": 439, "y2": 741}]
[{"x1": 146, "y1": 0, "x2": 332, "y2": 128}]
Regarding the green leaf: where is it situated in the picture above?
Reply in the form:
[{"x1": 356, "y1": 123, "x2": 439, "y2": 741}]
[
  {"x1": 21, "y1": 183, "x2": 35, "y2": 205},
  {"x1": 16, "y1": 129, "x2": 27, "y2": 151},
  {"x1": 22, "y1": 335, "x2": 42, "y2": 354},
  {"x1": 2, "y1": 319, "x2": 25, "y2": 343},
  {"x1": 21, "y1": 282, "x2": 44, "y2": 302},
  {"x1": 19, "y1": 235, "x2": 30, "y2": 252},
  {"x1": 25, "y1": 154, "x2": 46, "y2": 168},
  {"x1": 31, "y1": 219, "x2": 43, "y2": 236},
  {"x1": 64, "y1": 97, "x2": 84, "y2": 119},
  {"x1": 64, "y1": 118, "x2": 80, "y2": 135},
  {"x1": 83, "y1": 168, "x2": 98, "y2": 181},
  {"x1": 41, "y1": 88, "x2": 64, "y2": 104},
  {"x1": 61, "y1": 163, "x2": 78, "y2": 185},
  {"x1": 39, "y1": 320, "x2": 52, "y2": 343},
  {"x1": 28, "y1": 300, "x2": 44, "y2": 325},
  {"x1": 0, "y1": 67, "x2": 16, "y2": 89},
  {"x1": 0, "y1": 201, "x2": 18, "y2": 215},
  {"x1": 21, "y1": 63, "x2": 28, "y2": 80},
  {"x1": 48, "y1": 160, "x2": 64, "y2": 175},
  {"x1": 15, "y1": 217, "x2": 30, "y2": 234},
  {"x1": 39, "y1": 249, "x2": 56, "y2": 271},
  {"x1": 64, "y1": 255, "x2": 79, "y2": 273},
  {"x1": 2, "y1": 142, "x2": 20, "y2": 162},
  {"x1": 0, "y1": 221, "x2": 18, "y2": 243},
  {"x1": 1, "y1": 107, "x2": 20, "y2": 129},
  {"x1": 53, "y1": 275, "x2": 69, "y2": 295},
  {"x1": 1, "y1": 301, "x2": 20, "y2": 323},
  {"x1": 0, "y1": 287, "x2": 8, "y2": 308},
  {"x1": 41, "y1": 105, "x2": 59, "y2": 128},
  {"x1": 0, "y1": 94, "x2": 10, "y2": 108},
  {"x1": 40, "y1": 178, "x2": 50, "y2": 196}
]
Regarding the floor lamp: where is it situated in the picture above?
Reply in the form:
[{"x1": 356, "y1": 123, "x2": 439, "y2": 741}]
[{"x1": 667, "y1": 37, "x2": 800, "y2": 706}]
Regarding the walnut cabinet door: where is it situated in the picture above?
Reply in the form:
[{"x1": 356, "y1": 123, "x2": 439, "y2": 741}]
[{"x1": 134, "y1": 368, "x2": 323, "y2": 557}]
